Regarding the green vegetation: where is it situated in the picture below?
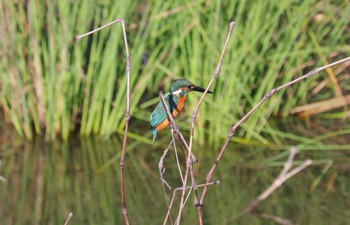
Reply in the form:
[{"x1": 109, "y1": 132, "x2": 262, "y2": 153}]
[
  {"x1": 1, "y1": 137, "x2": 349, "y2": 224},
  {"x1": 1, "y1": 0, "x2": 349, "y2": 146}
]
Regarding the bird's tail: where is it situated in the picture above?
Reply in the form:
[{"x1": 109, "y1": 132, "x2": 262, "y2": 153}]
[{"x1": 150, "y1": 128, "x2": 157, "y2": 143}]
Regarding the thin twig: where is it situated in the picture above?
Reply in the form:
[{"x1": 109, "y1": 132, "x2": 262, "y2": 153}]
[
  {"x1": 171, "y1": 129, "x2": 184, "y2": 183},
  {"x1": 0, "y1": 160, "x2": 6, "y2": 183},
  {"x1": 176, "y1": 180, "x2": 220, "y2": 190},
  {"x1": 163, "y1": 180, "x2": 219, "y2": 225},
  {"x1": 174, "y1": 187, "x2": 193, "y2": 225},
  {"x1": 259, "y1": 213, "x2": 295, "y2": 225},
  {"x1": 63, "y1": 212, "x2": 73, "y2": 225},
  {"x1": 188, "y1": 21, "x2": 236, "y2": 224},
  {"x1": 75, "y1": 18, "x2": 132, "y2": 225},
  {"x1": 75, "y1": 19, "x2": 125, "y2": 40},
  {"x1": 120, "y1": 19, "x2": 132, "y2": 225},
  {"x1": 244, "y1": 148, "x2": 312, "y2": 213},
  {"x1": 198, "y1": 56, "x2": 350, "y2": 213},
  {"x1": 279, "y1": 147, "x2": 298, "y2": 176},
  {"x1": 158, "y1": 90, "x2": 195, "y2": 160},
  {"x1": 159, "y1": 141, "x2": 173, "y2": 190},
  {"x1": 189, "y1": 21, "x2": 236, "y2": 151},
  {"x1": 158, "y1": 90, "x2": 194, "y2": 225},
  {"x1": 163, "y1": 188, "x2": 178, "y2": 225},
  {"x1": 175, "y1": 161, "x2": 191, "y2": 225},
  {"x1": 159, "y1": 141, "x2": 174, "y2": 225}
]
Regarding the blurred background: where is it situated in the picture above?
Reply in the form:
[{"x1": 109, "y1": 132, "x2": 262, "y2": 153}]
[{"x1": 0, "y1": 0, "x2": 349, "y2": 224}]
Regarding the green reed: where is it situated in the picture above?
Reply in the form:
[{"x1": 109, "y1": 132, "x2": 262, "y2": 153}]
[{"x1": 1, "y1": 0, "x2": 349, "y2": 145}]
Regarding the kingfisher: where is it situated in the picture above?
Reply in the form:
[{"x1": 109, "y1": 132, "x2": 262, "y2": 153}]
[{"x1": 150, "y1": 79, "x2": 213, "y2": 142}]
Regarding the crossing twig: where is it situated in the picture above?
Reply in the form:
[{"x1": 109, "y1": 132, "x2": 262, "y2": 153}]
[
  {"x1": 244, "y1": 147, "x2": 312, "y2": 214},
  {"x1": 198, "y1": 56, "x2": 350, "y2": 220}
]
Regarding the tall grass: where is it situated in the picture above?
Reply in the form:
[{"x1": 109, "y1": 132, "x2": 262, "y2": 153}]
[{"x1": 1, "y1": 0, "x2": 349, "y2": 145}]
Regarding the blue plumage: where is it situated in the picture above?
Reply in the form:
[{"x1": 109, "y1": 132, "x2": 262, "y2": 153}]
[
  {"x1": 150, "y1": 92, "x2": 180, "y2": 142},
  {"x1": 150, "y1": 79, "x2": 213, "y2": 142}
]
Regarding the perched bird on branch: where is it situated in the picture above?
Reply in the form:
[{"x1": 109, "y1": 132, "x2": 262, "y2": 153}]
[{"x1": 150, "y1": 79, "x2": 213, "y2": 142}]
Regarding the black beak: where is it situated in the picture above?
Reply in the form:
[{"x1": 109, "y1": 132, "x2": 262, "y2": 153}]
[{"x1": 192, "y1": 85, "x2": 214, "y2": 94}]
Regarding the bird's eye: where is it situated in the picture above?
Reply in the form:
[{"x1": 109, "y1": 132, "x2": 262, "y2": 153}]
[{"x1": 188, "y1": 85, "x2": 193, "y2": 89}]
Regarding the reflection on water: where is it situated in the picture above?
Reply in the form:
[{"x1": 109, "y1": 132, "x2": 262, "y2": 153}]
[{"x1": 1, "y1": 131, "x2": 350, "y2": 224}]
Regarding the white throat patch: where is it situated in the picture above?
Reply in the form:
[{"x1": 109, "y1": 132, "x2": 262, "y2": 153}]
[{"x1": 172, "y1": 89, "x2": 182, "y2": 96}]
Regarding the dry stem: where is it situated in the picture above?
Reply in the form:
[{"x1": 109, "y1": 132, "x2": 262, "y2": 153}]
[
  {"x1": 159, "y1": 141, "x2": 173, "y2": 190},
  {"x1": 163, "y1": 181, "x2": 219, "y2": 225},
  {"x1": 259, "y1": 213, "x2": 295, "y2": 225},
  {"x1": 158, "y1": 90, "x2": 190, "y2": 151},
  {"x1": 63, "y1": 212, "x2": 73, "y2": 225},
  {"x1": 75, "y1": 18, "x2": 131, "y2": 225},
  {"x1": 158, "y1": 90, "x2": 196, "y2": 225},
  {"x1": 244, "y1": 147, "x2": 312, "y2": 213},
  {"x1": 160, "y1": 21, "x2": 236, "y2": 224},
  {"x1": 159, "y1": 141, "x2": 174, "y2": 224},
  {"x1": 198, "y1": 56, "x2": 350, "y2": 216},
  {"x1": 189, "y1": 21, "x2": 236, "y2": 224}
]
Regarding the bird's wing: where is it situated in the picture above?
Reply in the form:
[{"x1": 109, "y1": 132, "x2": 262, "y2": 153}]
[{"x1": 150, "y1": 93, "x2": 177, "y2": 129}]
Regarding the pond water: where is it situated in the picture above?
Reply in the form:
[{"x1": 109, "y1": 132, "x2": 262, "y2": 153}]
[{"x1": 0, "y1": 123, "x2": 349, "y2": 225}]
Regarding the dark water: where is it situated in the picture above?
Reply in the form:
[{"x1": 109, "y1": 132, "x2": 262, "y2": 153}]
[{"x1": 1, "y1": 125, "x2": 350, "y2": 225}]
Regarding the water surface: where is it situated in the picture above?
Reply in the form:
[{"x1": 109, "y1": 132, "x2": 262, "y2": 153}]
[{"x1": 1, "y1": 127, "x2": 349, "y2": 224}]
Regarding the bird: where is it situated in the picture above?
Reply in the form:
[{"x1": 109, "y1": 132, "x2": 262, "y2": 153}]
[{"x1": 150, "y1": 79, "x2": 213, "y2": 142}]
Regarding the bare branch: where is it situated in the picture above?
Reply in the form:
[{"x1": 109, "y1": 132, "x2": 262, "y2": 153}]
[
  {"x1": 159, "y1": 142, "x2": 174, "y2": 225},
  {"x1": 158, "y1": 90, "x2": 197, "y2": 161},
  {"x1": 244, "y1": 148, "x2": 312, "y2": 214},
  {"x1": 198, "y1": 56, "x2": 350, "y2": 212},
  {"x1": 63, "y1": 212, "x2": 73, "y2": 225},
  {"x1": 159, "y1": 141, "x2": 173, "y2": 190},
  {"x1": 75, "y1": 18, "x2": 125, "y2": 40},
  {"x1": 163, "y1": 181, "x2": 219, "y2": 225},
  {"x1": 75, "y1": 18, "x2": 132, "y2": 225},
  {"x1": 183, "y1": 20, "x2": 235, "y2": 224},
  {"x1": 171, "y1": 129, "x2": 184, "y2": 183},
  {"x1": 158, "y1": 90, "x2": 197, "y2": 225},
  {"x1": 189, "y1": 21, "x2": 236, "y2": 151},
  {"x1": 159, "y1": 21, "x2": 237, "y2": 224},
  {"x1": 259, "y1": 213, "x2": 295, "y2": 225}
]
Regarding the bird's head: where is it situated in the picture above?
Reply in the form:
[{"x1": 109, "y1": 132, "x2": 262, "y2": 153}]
[{"x1": 170, "y1": 79, "x2": 214, "y2": 96}]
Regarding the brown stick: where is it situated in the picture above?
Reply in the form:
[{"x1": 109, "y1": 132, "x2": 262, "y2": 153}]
[
  {"x1": 159, "y1": 141, "x2": 173, "y2": 190},
  {"x1": 198, "y1": 56, "x2": 350, "y2": 214},
  {"x1": 170, "y1": 130, "x2": 184, "y2": 183},
  {"x1": 75, "y1": 19, "x2": 125, "y2": 40},
  {"x1": 259, "y1": 213, "x2": 295, "y2": 225},
  {"x1": 75, "y1": 18, "x2": 132, "y2": 225},
  {"x1": 158, "y1": 90, "x2": 191, "y2": 156},
  {"x1": 175, "y1": 155, "x2": 192, "y2": 225},
  {"x1": 159, "y1": 141, "x2": 174, "y2": 225},
  {"x1": 120, "y1": 20, "x2": 132, "y2": 225},
  {"x1": 188, "y1": 21, "x2": 236, "y2": 224},
  {"x1": 158, "y1": 90, "x2": 193, "y2": 225},
  {"x1": 244, "y1": 147, "x2": 312, "y2": 213},
  {"x1": 63, "y1": 212, "x2": 73, "y2": 225},
  {"x1": 163, "y1": 181, "x2": 219, "y2": 225},
  {"x1": 189, "y1": 21, "x2": 236, "y2": 151},
  {"x1": 158, "y1": 89, "x2": 206, "y2": 224}
]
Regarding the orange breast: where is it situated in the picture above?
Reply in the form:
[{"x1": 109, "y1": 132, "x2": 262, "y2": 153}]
[
  {"x1": 156, "y1": 119, "x2": 170, "y2": 131},
  {"x1": 156, "y1": 95, "x2": 187, "y2": 132},
  {"x1": 172, "y1": 95, "x2": 187, "y2": 117}
]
